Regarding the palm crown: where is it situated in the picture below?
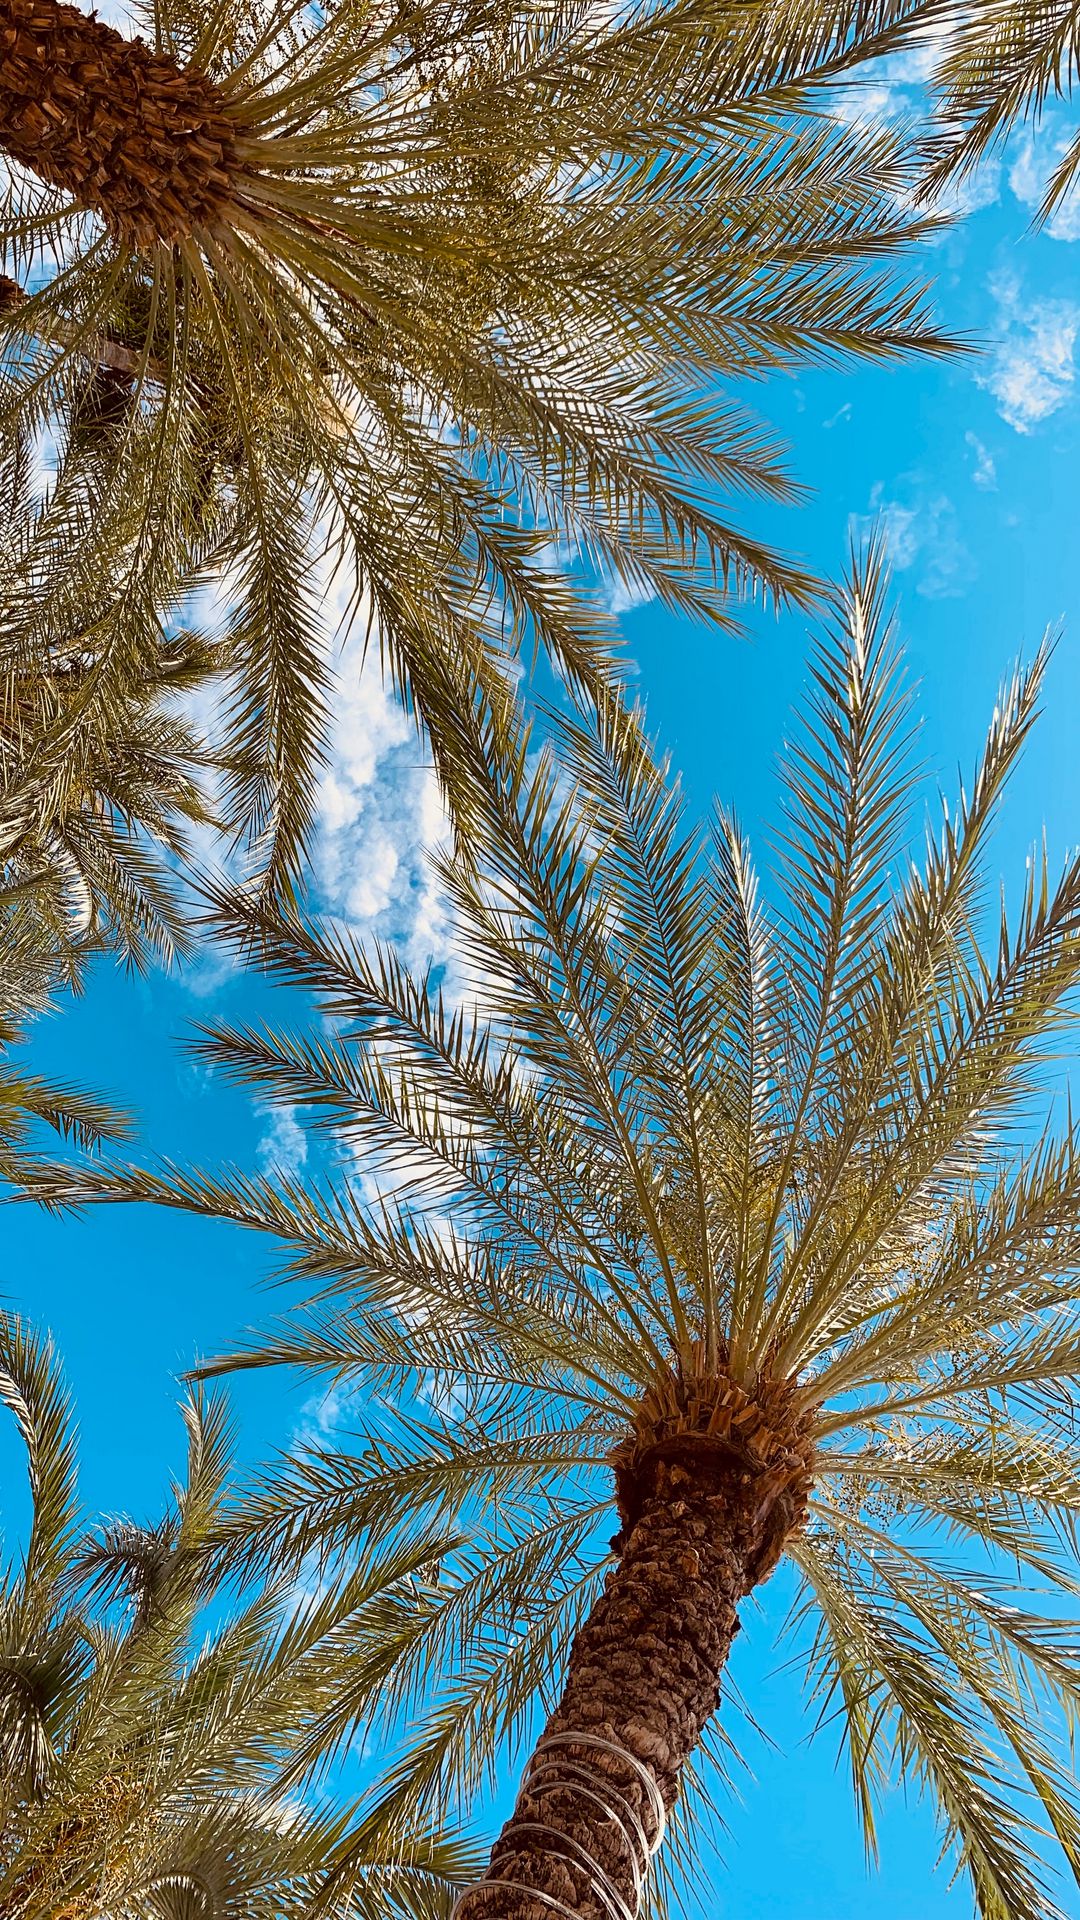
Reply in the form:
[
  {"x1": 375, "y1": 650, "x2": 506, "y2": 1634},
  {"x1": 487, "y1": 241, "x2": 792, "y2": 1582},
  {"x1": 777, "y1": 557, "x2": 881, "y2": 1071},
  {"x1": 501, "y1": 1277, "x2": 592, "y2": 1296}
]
[
  {"x1": 52, "y1": 542, "x2": 1080, "y2": 1920},
  {"x1": 0, "y1": 1311, "x2": 484, "y2": 1920},
  {"x1": 0, "y1": 0, "x2": 958, "y2": 887}
]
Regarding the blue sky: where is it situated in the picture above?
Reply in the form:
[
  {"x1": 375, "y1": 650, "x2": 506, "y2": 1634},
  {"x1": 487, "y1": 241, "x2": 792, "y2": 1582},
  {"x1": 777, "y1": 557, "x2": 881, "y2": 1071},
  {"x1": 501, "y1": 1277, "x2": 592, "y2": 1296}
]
[{"x1": 5, "y1": 70, "x2": 1080, "y2": 1920}]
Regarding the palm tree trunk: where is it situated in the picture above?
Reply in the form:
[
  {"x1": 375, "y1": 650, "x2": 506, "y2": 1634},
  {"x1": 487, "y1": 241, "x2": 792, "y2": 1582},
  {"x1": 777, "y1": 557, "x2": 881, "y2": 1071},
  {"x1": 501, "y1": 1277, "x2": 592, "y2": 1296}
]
[
  {"x1": 458, "y1": 1365, "x2": 815, "y2": 1920},
  {"x1": 469, "y1": 1484, "x2": 741, "y2": 1920},
  {"x1": 0, "y1": 0, "x2": 240, "y2": 247},
  {"x1": 455, "y1": 1469, "x2": 778, "y2": 1918}
]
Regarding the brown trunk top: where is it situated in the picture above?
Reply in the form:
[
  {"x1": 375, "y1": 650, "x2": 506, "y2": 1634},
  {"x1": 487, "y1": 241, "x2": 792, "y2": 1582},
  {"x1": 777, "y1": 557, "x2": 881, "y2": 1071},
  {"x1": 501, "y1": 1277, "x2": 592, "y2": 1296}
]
[
  {"x1": 0, "y1": 0, "x2": 242, "y2": 247},
  {"x1": 609, "y1": 1343, "x2": 816, "y2": 1587}
]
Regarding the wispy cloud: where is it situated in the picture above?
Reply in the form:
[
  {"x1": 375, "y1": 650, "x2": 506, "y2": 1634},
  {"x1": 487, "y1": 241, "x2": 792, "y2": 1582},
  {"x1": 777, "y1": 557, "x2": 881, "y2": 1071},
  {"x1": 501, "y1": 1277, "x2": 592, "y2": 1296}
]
[
  {"x1": 300, "y1": 561, "x2": 457, "y2": 983},
  {"x1": 313, "y1": 661, "x2": 457, "y2": 978},
  {"x1": 292, "y1": 1381, "x2": 364, "y2": 1452},
  {"x1": 964, "y1": 430, "x2": 998, "y2": 491},
  {"x1": 255, "y1": 1104, "x2": 309, "y2": 1179},
  {"x1": 1009, "y1": 125, "x2": 1080, "y2": 242},
  {"x1": 830, "y1": 34, "x2": 944, "y2": 127},
  {"x1": 175, "y1": 537, "x2": 458, "y2": 992},
  {"x1": 852, "y1": 482, "x2": 976, "y2": 599},
  {"x1": 604, "y1": 571, "x2": 655, "y2": 617},
  {"x1": 829, "y1": 31, "x2": 1002, "y2": 216},
  {"x1": 931, "y1": 155, "x2": 1004, "y2": 218},
  {"x1": 979, "y1": 270, "x2": 1080, "y2": 434},
  {"x1": 180, "y1": 943, "x2": 240, "y2": 1002},
  {"x1": 79, "y1": 0, "x2": 136, "y2": 23}
]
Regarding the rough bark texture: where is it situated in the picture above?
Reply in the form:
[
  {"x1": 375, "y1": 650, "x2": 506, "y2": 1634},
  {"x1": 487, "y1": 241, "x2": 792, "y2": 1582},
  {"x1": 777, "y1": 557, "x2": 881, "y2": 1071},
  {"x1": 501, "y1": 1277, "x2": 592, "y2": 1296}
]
[
  {"x1": 457, "y1": 1356, "x2": 815, "y2": 1920},
  {"x1": 0, "y1": 0, "x2": 242, "y2": 247}
]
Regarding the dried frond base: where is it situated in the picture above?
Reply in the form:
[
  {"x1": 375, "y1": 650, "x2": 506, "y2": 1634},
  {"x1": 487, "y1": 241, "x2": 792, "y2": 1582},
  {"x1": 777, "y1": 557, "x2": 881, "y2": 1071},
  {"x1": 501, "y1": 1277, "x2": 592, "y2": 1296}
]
[
  {"x1": 0, "y1": 0, "x2": 241, "y2": 247},
  {"x1": 2, "y1": 1771, "x2": 135, "y2": 1920},
  {"x1": 609, "y1": 1341, "x2": 816, "y2": 1587}
]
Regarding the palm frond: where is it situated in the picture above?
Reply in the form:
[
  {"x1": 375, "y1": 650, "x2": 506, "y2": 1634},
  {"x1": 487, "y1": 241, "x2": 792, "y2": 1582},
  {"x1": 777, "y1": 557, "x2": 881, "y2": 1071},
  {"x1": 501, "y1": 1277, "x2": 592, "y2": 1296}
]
[
  {"x1": 0, "y1": 1311, "x2": 478, "y2": 1920},
  {"x1": 925, "y1": 0, "x2": 1080, "y2": 220}
]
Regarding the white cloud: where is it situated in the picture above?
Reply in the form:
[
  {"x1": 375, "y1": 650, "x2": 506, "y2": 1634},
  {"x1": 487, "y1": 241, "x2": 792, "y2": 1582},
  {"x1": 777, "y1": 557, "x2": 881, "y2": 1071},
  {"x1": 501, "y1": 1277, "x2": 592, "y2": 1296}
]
[
  {"x1": 979, "y1": 270, "x2": 1080, "y2": 433},
  {"x1": 181, "y1": 943, "x2": 239, "y2": 1002},
  {"x1": 173, "y1": 550, "x2": 455, "y2": 969},
  {"x1": 931, "y1": 154, "x2": 1003, "y2": 218},
  {"x1": 314, "y1": 663, "x2": 459, "y2": 973},
  {"x1": 852, "y1": 482, "x2": 976, "y2": 599},
  {"x1": 964, "y1": 430, "x2": 997, "y2": 491},
  {"x1": 828, "y1": 25, "x2": 1004, "y2": 218},
  {"x1": 866, "y1": 494, "x2": 920, "y2": 569},
  {"x1": 832, "y1": 79, "x2": 906, "y2": 127},
  {"x1": 604, "y1": 571, "x2": 654, "y2": 617},
  {"x1": 826, "y1": 23, "x2": 999, "y2": 213},
  {"x1": 1009, "y1": 125, "x2": 1080, "y2": 241},
  {"x1": 74, "y1": 0, "x2": 136, "y2": 23},
  {"x1": 255, "y1": 1104, "x2": 308, "y2": 1179},
  {"x1": 293, "y1": 1381, "x2": 363, "y2": 1450},
  {"x1": 829, "y1": 31, "x2": 947, "y2": 128},
  {"x1": 310, "y1": 559, "x2": 458, "y2": 980},
  {"x1": 183, "y1": 543, "x2": 457, "y2": 982},
  {"x1": 175, "y1": 548, "x2": 474, "y2": 1206}
]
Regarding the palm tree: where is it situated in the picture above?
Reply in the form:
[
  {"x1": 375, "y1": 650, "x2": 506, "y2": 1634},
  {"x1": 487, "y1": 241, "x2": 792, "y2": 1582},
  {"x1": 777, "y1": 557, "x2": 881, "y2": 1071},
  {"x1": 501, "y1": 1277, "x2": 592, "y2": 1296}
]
[
  {"x1": 925, "y1": 0, "x2": 1080, "y2": 218},
  {"x1": 32, "y1": 544, "x2": 1080, "y2": 1920},
  {"x1": 0, "y1": 1309, "x2": 483, "y2": 1920},
  {"x1": 0, "y1": 0, "x2": 957, "y2": 885}
]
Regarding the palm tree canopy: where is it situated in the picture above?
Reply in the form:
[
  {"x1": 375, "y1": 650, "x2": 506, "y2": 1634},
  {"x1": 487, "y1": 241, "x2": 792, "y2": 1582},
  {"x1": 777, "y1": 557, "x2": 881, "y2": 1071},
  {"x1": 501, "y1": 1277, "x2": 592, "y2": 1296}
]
[
  {"x1": 39, "y1": 542, "x2": 1080, "y2": 1920},
  {"x1": 0, "y1": 0, "x2": 959, "y2": 888},
  {"x1": 0, "y1": 1310, "x2": 484, "y2": 1920}
]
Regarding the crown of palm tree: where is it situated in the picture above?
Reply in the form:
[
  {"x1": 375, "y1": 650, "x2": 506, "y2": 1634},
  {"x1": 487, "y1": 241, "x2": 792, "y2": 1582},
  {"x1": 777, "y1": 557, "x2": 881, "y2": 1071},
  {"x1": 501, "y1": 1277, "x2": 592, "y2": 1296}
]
[
  {"x1": 0, "y1": 1311, "x2": 486, "y2": 1920},
  {"x1": 31, "y1": 543, "x2": 1080, "y2": 1920},
  {"x1": 0, "y1": 0, "x2": 958, "y2": 887}
]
